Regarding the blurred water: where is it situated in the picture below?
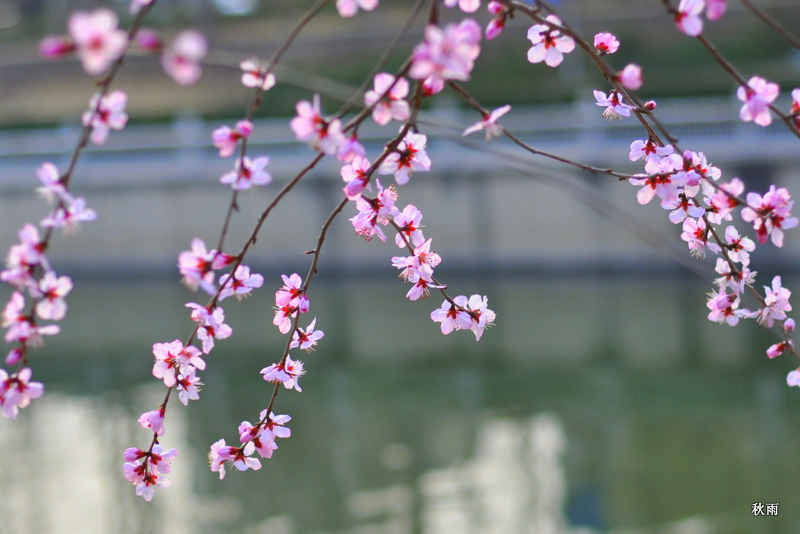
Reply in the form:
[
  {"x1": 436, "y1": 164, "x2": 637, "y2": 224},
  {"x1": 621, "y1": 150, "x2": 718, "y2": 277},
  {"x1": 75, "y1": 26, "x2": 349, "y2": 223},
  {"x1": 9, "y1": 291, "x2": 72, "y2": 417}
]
[{"x1": 0, "y1": 276, "x2": 798, "y2": 534}]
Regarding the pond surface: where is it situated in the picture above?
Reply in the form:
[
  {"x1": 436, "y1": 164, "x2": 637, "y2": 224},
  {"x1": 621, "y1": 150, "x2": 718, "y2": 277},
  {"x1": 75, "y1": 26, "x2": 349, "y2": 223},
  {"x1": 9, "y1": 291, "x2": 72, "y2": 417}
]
[{"x1": 0, "y1": 276, "x2": 798, "y2": 534}]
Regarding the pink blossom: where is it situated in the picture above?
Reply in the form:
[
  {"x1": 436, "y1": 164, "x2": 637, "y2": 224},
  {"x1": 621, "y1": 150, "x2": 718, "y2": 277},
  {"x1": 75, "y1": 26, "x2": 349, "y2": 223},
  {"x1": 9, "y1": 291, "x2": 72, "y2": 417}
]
[
  {"x1": 661, "y1": 196, "x2": 705, "y2": 225},
  {"x1": 767, "y1": 340, "x2": 793, "y2": 359},
  {"x1": 212, "y1": 120, "x2": 254, "y2": 158},
  {"x1": 208, "y1": 439, "x2": 232, "y2": 479},
  {"x1": 261, "y1": 355, "x2": 305, "y2": 392},
  {"x1": 238, "y1": 411, "x2": 292, "y2": 459},
  {"x1": 82, "y1": 91, "x2": 128, "y2": 145},
  {"x1": 35, "y1": 162, "x2": 67, "y2": 204},
  {"x1": 675, "y1": 0, "x2": 705, "y2": 37},
  {"x1": 290, "y1": 318, "x2": 324, "y2": 351},
  {"x1": 618, "y1": 64, "x2": 642, "y2": 91},
  {"x1": 178, "y1": 238, "x2": 217, "y2": 294},
  {"x1": 527, "y1": 15, "x2": 575, "y2": 68},
  {"x1": 681, "y1": 217, "x2": 722, "y2": 258},
  {"x1": 485, "y1": 17, "x2": 506, "y2": 41},
  {"x1": 240, "y1": 57, "x2": 276, "y2": 91},
  {"x1": 444, "y1": 0, "x2": 480, "y2": 13},
  {"x1": 594, "y1": 90, "x2": 634, "y2": 121},
  {"x1": 290, "y1": 94, "x2": 345, "y2": 156},
  {"x1": 378, "y1": 131, "x2": 431, "y2": 185},
  {"x1": 2, "y1": 293, "x2": 59, "y2": 346},
  {"x1": 737, "y1": 76, "x2": 779, "y2": 127},
  {"x1": 2, "y1": 224, "x2": 48, "y2": 292},
  {"x1": 462, "y1": 105, "x2": 511, "y2": 141},
  {"x1": 40, "y1": 196, "x2": 97, "y2": 233},
  {"x1": 68, "y1": 9, "x2": 128, "y2": 76},
  {"x1": 186, "y1": 303, "x2": 232, "y2": 354},
  {"x1": 466, "y1": 294, "x2": 496, "y2": 341},
  {"x1": 152, "y1": 340, "x2": 206, "y2": 388},
  {"x1": 39, "y1": 35, "x2": 76, "y2": 58},
  {"x1": 405, "y1": 277, "x2": 446, "y2": 301},
  {"x1": 218, "y1": 265, "x2": 264, "y2": 301},
  {"x1": 740, "y1": 186, "x2": 798, "y2": 247},
  {"x1": 365, "y1": 73, "x2": 410, "y2": 126},
  {"x1": 273, "y1": 305, "x2": 297, "y2": 335},
  {"x1": 337, "y1": 134, "x2": 367, "y2": 164},
  {"x1": 341, "y1": 155, "x2": 372, "y2": 201},
  {"x1": 422, "y1": 76, "x2": 444, "y2": 97},
  {"x1": 707, "y1": 178, "x2": 744, "y2": 223},
  {"x1": 724, "y1": 226, "x2": 755, "y2": 266},
  {"x1": 6, "y1": 348, "x2": 23, "y2": 366},
  {"x1": 713, "y1": 257, "x2": 756, "y2": 296},
  {"x1": 706, "y1": 290, "x2": 742, "y2": 326},
  {"x1": 410, "y1": 20, "x2": 481, "y2": 84},
  {"x1": 629, "y1": 163, "x2": 687, "y2": 205},
  {"x1": 393, "y1": 204, "x2": 426, "y2": 248},
  {"x1": 133, "y1": 28, "x2": 161, "y2": 51},
  {"x1": 0, "y1": 368, "x2": 44, "y2": 421},
  {"x1": 275, "y1": 273, "x2": 309, "y2": 313},
  {"x1": 430, "y1": 296, "x2": 473, "y2": 335},
  {"x1": 138, "y1": 406, "x2": 166, "y2": 436},
  {"x1": 219, "y1": 156, "x2": 272, "y2": 191},
  {"x1": 706, "y1": 0, "x2": 727, "y2": 20},
  {"x1": 791, "y1": 88, "x2": 800, "y2": 129},
  {"x1": 123, "y1": 450, "x2": 174, "y2": 501},
  {"x1": 176, "y1": 367, "x2": 203, "y2": 406},
  {"x1": 750, "y1": 276, "x2": 792, "y2": 327},
  {"x1": 162, "y1": 30, "x2": 206, "y2": 86},
  {"x1": 350, "y1": 179, "x2": 398, "y2": 241},
  {"x1": 629, "y1": 139, "x2": 673, "y2": 162},
  {"x1": 336, "y1": 0, "x2": 378, "y2": 17},
  {"x1": 36, "y1": 271, "x2": 73, "y2": 321},
  {"x1": 787, "y1": 369, "x2": 800, "y2": 387},
  {"x1": 391, "y1": 238, "x2": 441, "y2": 283},
  {"x1": 594, "y1": 32, "x2": 619, "y2": 55}
]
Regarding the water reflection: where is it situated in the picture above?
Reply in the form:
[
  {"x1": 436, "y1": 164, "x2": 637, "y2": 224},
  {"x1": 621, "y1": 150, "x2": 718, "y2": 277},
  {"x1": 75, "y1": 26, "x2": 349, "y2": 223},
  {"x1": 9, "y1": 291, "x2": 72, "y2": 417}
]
[{"x1": 0, "y1": 277, "x2": 798, "y2": 533}]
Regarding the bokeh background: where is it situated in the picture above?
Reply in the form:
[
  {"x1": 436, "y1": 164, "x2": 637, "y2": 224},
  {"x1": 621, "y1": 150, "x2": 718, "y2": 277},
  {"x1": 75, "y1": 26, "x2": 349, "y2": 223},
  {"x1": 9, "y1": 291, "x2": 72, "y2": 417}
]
[{"x1": 2, "y1": 1, "x2": 800, "y2": 533}]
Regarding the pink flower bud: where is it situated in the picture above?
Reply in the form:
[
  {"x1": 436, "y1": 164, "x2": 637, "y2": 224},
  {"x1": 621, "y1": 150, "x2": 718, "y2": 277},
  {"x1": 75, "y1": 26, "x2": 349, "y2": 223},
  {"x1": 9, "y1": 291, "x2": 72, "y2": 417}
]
[
  {"x1": 6, "y1": 347, "x2": 23, "y2": 366},
  {"x1": 644, "y1": 100, "x2": 657, "y2": 111},
  {"x1": 618, "y1": 64, "x2": 642, "y2": 91},
  {"x1": 133, "y1": 28, "x2": 162, "y2": 52},
  {"x1": 39, "y1": 35, "x2": 76, "y2": 58},
  {"x1": 485, "y1": 18, "x2": 505, "y2": 40}
]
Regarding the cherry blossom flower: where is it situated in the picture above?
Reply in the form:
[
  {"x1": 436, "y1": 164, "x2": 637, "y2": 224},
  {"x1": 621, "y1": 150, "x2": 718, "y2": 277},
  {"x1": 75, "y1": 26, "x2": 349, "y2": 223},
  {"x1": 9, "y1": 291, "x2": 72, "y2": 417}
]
[
  {"x1": 138, "y1": 406, "x2": 166, "y2": 436},
  {"x1": 485, "y1": 3, "x2": 508, "y2": 40},
  {"x1": 737, "y1": 76, "x2": 779, "y2": 127},
  {"x1": 707, "y1": 290, "x2": 743, "y2": 326},
  {"x1": 767, "y1": 319, "x2": 795, "y2": 358},
  {"x1": 393, "y1": 204, "x2": 426, "y2": 248},
  {"x1": 39, "y1": 35, "x2": 76, "y2": 58},
  {"x1": 123, "y1": 444, "x2": 178, "y2": 501},
  {"x1": 240, "y1": 57, "x2": 276, "y2": 91},
  {"x1": 178, "y1": 238, "x2": 218, "y2": 294},
  {"x1": 212, "y1": 120, "x2": 254, "y2": 158},
  {"x1": 186, "y1": 303, "x2": 232, "y2": 354},
  {"x1": 724, "y1": 226, "x2": 755, "y2": 266},
  {"x1": 617, "y1": 64, "x2": 642, "y2": 91},
  {"x1": 341, "y1": 155, "x2": 372, "y2": 201},
  {"x1": 209, "y1": 439, "x2": 232, "y2": 479},
  {"x1": 68, "y1": 9, "x2": 128, "y2": 76},
  {"x1": 152, "y1": 340, "x2": 206, "y2": 388},
  {"x1": 336, "y1": 0, "x2": 378, "y2": 18},
  {"x1": 35, "y1": 162, "x2": 67, "y2": 204},
  {"x1": 261, "y1": 355, "x2": 305, "y2": 392},
  {"x1": 707, "y1": 178, "x2": 744, "y2": 223},
  {"x1": 431, "y1": 296, "x2": 473, "y2": 335},
  {"x1": 275, "y1": 273, "x2": 309, "y2": 313},
  {"x1": 0, "y1": 368, "x2": 43, "y2": 420},
  {"x1": 364, "y1": 73, "x2": 410, "y2": 126},
  {"x1": 706, "y1": 0, "x2": 727, "y2": 20},
  {"x1": 133, "y1": 28, "x2": 161, "y2": 51},
  {"x1": 745, "y1": 276, "x2": 792, "y2": 327},
  {"x1": 714, "y1": 257, "x2": 756, "y2": 295},
  {"x1": 681, "y1": 217, "x2": 722, "y2": 258},
  {"x1": 406, "y1": 277, "x2": 446, "y2": 301},
  {"x1": 2, "y1": 224, "x2": 48, "y2": 292},
  {"x1": 378, "y1": 131, "x2": 431, "y2": 185},
  {"x1": 629, "y1": 139, "x2": 673, "y2": 162},
  {"x1": 290, "y1": 94, "x2": 345, "y2": 156},
  {"x1": 740, "y1": 185, "x2": 798, "y2": 247},
  {"x1": 6, "y1": 347, "x2": 23, "y2": 366},
  {"x1": 176, "y1": 367, "x2": 203, "y2": 406},
  {"x1": 350, "y1": 179, "x2": 398, "y2": 241},
  {"x1": 218, "y1": 265, "x2": 264, "y2": 301},
  {"x1": 41, "y1": 196, "x2": 98, "y2": 233},
  {"x1": 410, "y1": 19, "x2": 481, "y2": 84},
  {"x1": 422, "y1": 76, "x2": 444, "y2": 96},
  {"x1": 629, "y1": 164, "x2": 687, "y2": 205},
  {"x1": 661, "y1": 196, "x2": 705, "y2": 225},
  {"x1": 462, "y1": 105, "x2": 511, "y2": 141},
  {"x1": 219, "y1": 156, "x2": 272, "y2": 191},
  {"x1": 526, "y1": 15, "x2": 575, "y2": 68},
  {"x1": 674, "y1": 0, "x2": 705, "y2": 37},
  {"x1": 290, "y1": 318, "x2": 324, "y2": 351},
  {"x1": 594, "y1": 32, "x2": 619, "y2": 55},
  {"x1": 36, "y1": 271, "x2": 73, "y2": 321},
  {"x1": 273, "y1": 305, "x2": 297, "y2": 335},
  {"x1": 466, "y1": 294, "x2": 496, "y2": 340},
  {"x1": 787, "y1": 369, "x2": 800, "y2": 387},
  {"x1": 444, "y1": 0, "x2": 480, "y2": 13},
  {"x1": 594, "y1": 90, "x2": 634, "y2": 121},
  {"x1": 162, "y1": 30, "x2": 207, "y2": 86},
  {"x1": 2, "y1": 293, "x2": 59, "y2": 347},
  {"x1": 239, "y1": 411, "x2": 291, "y2": 459},
  {"x1": 82, "y1": 91, "x2": 128, "y2": 145},
  {"x1": 391, "y1": 238, "x2": 441, "y2": 283},
  {"x1": 337, "y1": 134, "x2": 367, "y2": 164}
]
